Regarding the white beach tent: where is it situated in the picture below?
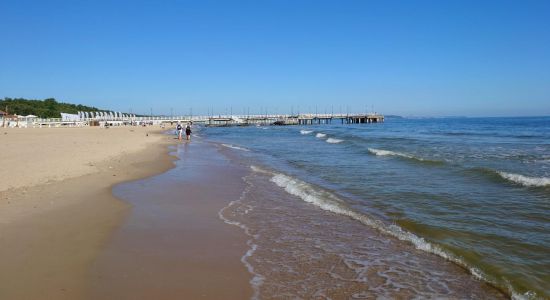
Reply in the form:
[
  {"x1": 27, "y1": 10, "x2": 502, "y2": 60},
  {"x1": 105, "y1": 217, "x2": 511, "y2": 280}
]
[{"x1": 61, "y1": 113, "x2": 80, "y2": 121}]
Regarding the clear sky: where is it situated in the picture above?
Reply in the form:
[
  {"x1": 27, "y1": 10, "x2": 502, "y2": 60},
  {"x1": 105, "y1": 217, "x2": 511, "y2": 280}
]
[{"x1": 1, "y1": 0, "x2": 549, "y2": 117}]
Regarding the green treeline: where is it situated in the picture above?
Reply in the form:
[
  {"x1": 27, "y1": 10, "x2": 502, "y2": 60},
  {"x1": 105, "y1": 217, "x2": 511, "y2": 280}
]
[{"x1": 0, "y1": 97, "x2": 105, "y2": 118}]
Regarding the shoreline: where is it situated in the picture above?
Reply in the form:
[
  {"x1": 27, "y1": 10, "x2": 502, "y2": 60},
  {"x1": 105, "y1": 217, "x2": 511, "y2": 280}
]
[
  {"x1": 0, "y1": 127, "x2": 178, "y2": 299},
  {"x1": 0, "y1": 123, "x2": 536, "y2": 298}
]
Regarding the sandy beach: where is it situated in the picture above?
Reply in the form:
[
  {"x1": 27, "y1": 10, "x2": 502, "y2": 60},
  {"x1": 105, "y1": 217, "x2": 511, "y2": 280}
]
[
  {"x1": 0, "y1": 126, "x2": 169, "y2": 192},
  {"x1": 87, "y1": 140, "x2": 252, "y2": 299},
  {"x1": 0, "y1": 126, "x2": 174, "y2": 299},
  {"x1": 0, "y1": 126, "x2": 251, "y2": 299}
]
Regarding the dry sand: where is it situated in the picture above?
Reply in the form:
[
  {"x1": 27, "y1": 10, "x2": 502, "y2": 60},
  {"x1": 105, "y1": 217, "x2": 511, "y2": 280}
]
[
  {"x1": 0, "y1": 126, "x2": 176, "y2": 299},
  {"x1": 0, "y1": 126, "x2": 168, "y2": 192}
]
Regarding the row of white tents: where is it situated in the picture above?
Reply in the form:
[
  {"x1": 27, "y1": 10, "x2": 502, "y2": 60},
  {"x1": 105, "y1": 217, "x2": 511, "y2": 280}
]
[{"x1": 77, "y1": 111, "x2": 135, "y2": 120}]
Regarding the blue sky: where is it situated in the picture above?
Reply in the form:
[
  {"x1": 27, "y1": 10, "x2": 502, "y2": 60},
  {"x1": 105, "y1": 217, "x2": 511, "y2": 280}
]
[{"x1": 1, "y1": 0, "x2": 549, "y2": 116}]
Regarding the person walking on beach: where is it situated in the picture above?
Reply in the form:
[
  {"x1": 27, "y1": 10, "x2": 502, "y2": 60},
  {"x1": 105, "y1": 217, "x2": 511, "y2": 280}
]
[
  {"x1": 176, "y1": 122, "x2": 183, "y2": 140},
  {"x1": 185, "y1": 123, "x2": 192, "y2": 141}
]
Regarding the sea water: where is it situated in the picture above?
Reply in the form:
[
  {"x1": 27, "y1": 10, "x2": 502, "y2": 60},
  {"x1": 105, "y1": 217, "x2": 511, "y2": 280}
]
[{"x1": 206, "y1": 116, "x2": 549, "y2": 299}]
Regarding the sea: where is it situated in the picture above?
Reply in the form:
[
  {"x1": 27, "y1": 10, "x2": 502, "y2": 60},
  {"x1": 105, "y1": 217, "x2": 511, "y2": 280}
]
[{"x1": 199, "y1": 116, "x2": 549, "y2": 299}]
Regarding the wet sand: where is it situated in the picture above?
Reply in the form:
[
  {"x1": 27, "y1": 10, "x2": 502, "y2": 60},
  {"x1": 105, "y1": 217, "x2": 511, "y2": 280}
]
[{"x1": 87, "y1": 141, "x2": 252, "y2": 299}]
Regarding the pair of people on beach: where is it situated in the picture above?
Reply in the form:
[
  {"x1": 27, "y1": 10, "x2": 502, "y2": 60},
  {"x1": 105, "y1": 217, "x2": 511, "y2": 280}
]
[{"x1": 176, "y1": 122, "x2": 192, "y2": 140}]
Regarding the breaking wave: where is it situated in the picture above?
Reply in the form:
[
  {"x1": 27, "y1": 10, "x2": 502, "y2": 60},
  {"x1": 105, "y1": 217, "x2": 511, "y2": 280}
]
[
  {"x1": 300, "y1": 130, "x2": 313, "y2": 135},
  {"x1": 316, "y1": 133, "x2": 327, "y2": 138},
  {"x1": 368, "y1": 148, "x2": 415, "y2": 159},
  {"x1": 367, "y1": 148, "x2": 444, "y2": 165},
  {"x1": 250, "y1": 165, "x2": 533, "y2": 300},
  {"x1": 326, "y1": 138, "x2": 344, "y2": 144},
  {"x1": 497, "y1": 171, "x2": 550, "y2": 187}
]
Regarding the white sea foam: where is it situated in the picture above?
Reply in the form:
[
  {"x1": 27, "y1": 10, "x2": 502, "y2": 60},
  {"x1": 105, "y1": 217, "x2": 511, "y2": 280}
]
[
  {"x1": 316, "y1": 133, "x2": 327, "y2": 138},
  {"x1": 250, "y1": 165, "x2": 272, "y2": 174},
  {"x1": 221, "y1": 143, "x2": 250, "y2": 152},
  {"x1": 511, "y1": 290, "x2": 538, "y2": 300},
  {"x1": 326, "y1": 138, "x2": 343, "y2": 144},
  {"x1": 497, "y1": 171, "x2": 550, "y2": 187},
  {"x1": 300, "y1": 130, "x2": 313, "y2": 135},
  {"x1": 368, "y1": 148, "x2": 415, "y2": 159}
]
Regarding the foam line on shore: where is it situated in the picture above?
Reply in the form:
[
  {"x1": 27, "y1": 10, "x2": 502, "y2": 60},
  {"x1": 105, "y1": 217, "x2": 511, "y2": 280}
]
[
  {"x1": 218, "y1": 175, "x2": 264, "y2": 300},
  {"x1": 250, "y1": 165, "x2": 533, "y2": 300}
]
